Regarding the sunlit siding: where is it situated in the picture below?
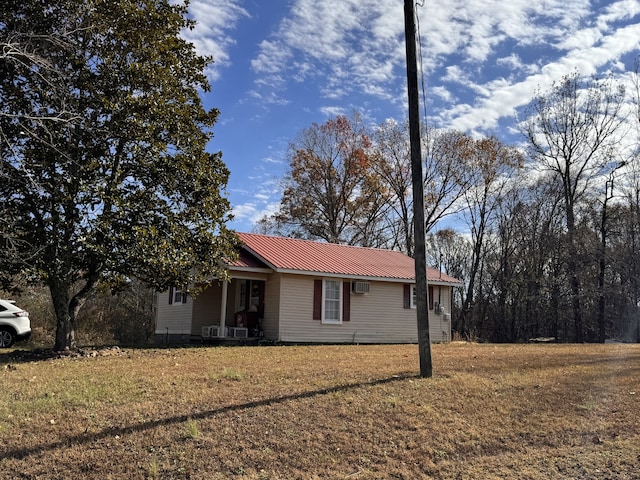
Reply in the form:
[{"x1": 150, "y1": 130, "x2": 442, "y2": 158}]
[
  {"x1": 277, "y1": 275, "x2": 453, "y2": 344},
  {"x1": 278, "y1": 275, "x2": 412, "y2": 343},
  {"x1": 155, "y1": 290, "x2": 194, "y2": 335},
  {"x1": 262, "y1": 273, "x2": 281, "y2": 340}
]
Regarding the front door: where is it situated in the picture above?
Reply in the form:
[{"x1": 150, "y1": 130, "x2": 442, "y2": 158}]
[{"x1": 238, "y1": 280, "x2": 265, "y2": 331}]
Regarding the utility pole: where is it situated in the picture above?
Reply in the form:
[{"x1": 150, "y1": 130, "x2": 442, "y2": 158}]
[{"x1": 404, "y1": 0, "x2": 432, "y2": 377}]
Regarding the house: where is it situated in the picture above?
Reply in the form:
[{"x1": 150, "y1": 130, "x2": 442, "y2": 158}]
[{"x1": 155, "y1": 232, "x2": 462, "y2": 344}]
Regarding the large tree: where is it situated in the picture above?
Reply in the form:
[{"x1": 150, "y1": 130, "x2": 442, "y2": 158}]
[
  {"x1": 371, "y1": 122, "x2": 474, "y2": 257},
  {"x1": 456, "y1": 136, "x2": 523, "y2": 337},
  {"x1": 0, "y1": 0, "x2": 237, "y2": 351},
  {"x1": 522, "y1": 71, "x2": 626, "y2": 342},
  {"x1": 269, "y1": 113, "x2": 389, "y2": 246}
]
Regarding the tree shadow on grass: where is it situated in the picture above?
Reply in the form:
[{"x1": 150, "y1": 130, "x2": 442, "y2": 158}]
[{"x1": 2, "y1": 372, "x2": 417, "y2": 460}]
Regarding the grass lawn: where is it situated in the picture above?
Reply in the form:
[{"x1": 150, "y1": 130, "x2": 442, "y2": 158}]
[{"x1": 1, "y1": 342, "x2": 639, "y2": 479}]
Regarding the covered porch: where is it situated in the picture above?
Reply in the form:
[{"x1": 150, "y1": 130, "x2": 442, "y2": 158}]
[{"x1": 191, "y1": 274, "x2": 268, "y2": 342}]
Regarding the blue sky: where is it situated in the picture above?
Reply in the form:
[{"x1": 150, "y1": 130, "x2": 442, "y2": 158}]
[{"x1": 181, "y1": 0, "x2": 640, "y2": 233}]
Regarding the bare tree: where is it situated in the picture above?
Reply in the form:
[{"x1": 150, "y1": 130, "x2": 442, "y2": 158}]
[
  {"x1": 522, "y1": 71, "x2": 627, "y2": 342},
  {"x1": 370, "y1": 119, "x2": 414, "y2": 254},
  {"x1": 423, "y1": 129, "x2": 476, "y2": 234},
  {"x1": 370, "y1": 122, "x2": 476, "y2": 256},
  {"x1": 457, "y1": 136, "x2": 523, "y2": 337}
]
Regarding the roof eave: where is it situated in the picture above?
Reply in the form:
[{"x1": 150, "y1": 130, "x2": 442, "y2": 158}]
[{"x1": 268, "y1": 268, "x2": 460, "y2": 285}]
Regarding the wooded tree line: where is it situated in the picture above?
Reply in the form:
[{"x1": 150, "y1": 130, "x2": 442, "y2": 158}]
[{"x1": 258, "y1": 72, "x2": 640, "y2": 343}]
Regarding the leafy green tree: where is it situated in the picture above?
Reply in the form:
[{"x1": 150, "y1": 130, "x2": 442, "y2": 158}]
[{"x1": 0, "y1": 0, "x2": 237, "y2": 351}]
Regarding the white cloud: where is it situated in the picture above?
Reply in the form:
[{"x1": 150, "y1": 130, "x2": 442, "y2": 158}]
[
  {"x1": 182, "y1": 0, "x2": 249, "y2": 81},
  {"x1": 251, "y1": 40, "x2": 293, "y2": 76},
  {"x1": 598, "y1": 0, "x2": 640, "y2": 28},
  {"x1": 261, "y1": 156, "x2": 284, "y2": 165},
  {"x1": 496, "y1": 54, "x2": 540, "y2": 76},
  {"x1": 436, "y1": 3, "x2": 640, "y2": 134},
  {"x1": 319, "y1": 106, "x2": 347, "y2": 117},
  {"x1": 232, "y1": 200, "x2": 281, "y2": 227},
  {"x1": 251, "y1": 0, "x2": 405, "y2": 103}
]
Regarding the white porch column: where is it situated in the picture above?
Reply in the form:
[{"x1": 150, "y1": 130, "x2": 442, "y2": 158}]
[{"x1": 218, "y1": 280, "x2": 228, "y2": 337}]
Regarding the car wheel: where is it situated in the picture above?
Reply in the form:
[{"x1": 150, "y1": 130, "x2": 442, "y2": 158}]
[{"x1": 0, "y1": 328, "x2": 15, "y2": 348}]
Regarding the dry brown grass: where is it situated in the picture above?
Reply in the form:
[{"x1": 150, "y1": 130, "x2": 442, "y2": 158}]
[{"x1": 1, "y1": 343, "x2": 639, "y2": 479}]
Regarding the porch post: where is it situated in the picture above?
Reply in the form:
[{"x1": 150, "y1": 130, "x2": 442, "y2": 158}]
[{"x1": 219, "y1": 280, "x2": 228, "y2": 337}]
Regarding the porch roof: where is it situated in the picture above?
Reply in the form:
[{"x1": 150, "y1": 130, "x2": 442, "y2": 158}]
[{"x1": 232, "y1": 232, "x2": 461, "y2": 285}]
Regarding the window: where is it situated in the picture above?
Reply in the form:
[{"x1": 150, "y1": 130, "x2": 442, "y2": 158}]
[
  {"x1": 168, "y1": 286, "x2": 187, "y2": 305},
  {"x1": 404, "y1": 284, "x2": 434, "y2": 310},
  {"x1": 313, "y1": 279, "x2": 350, "y2": 324},
  {"x1": 249, "y1": 282, "x2": 260, "y2": 310},
  {"x1": 323, "y1": 279, "x2": 342, "y2": 324}
]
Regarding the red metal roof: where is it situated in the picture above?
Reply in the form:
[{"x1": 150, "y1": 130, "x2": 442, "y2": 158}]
[
  {"x1": 235, "y1": 232, "x2": 461, "y2": 285},
  {"x1": 231, "y1": 249, "x2": 271, "y2": 270}
]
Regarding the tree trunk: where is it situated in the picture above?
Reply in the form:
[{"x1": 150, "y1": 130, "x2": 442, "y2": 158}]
[
  {"x1": 566, "y1": 199, "x2": 583, "y2": 343},
  {"x1": 569, "y1": 265, "x2": 583, "y2": 342},
  {"x1": 49, "y1": 273, "x2": 97, "y2": 351},
  {"x1": 50, "y1": 280, "x2": 77, "y2": 351},
  {"x1": 597, "y1": 247, "x2": 606, "y2": 343}
]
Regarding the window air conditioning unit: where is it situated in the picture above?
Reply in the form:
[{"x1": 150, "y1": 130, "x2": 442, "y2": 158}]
[
  {"x1": 352, "y1": 281, "x2": 370, "y2": 294},
  {"x1": 202, "y1": 325, "x2": 222, "y2": 338},
  {"x1": 230, "y1": 327, "x2": 248, "y2": 338}
]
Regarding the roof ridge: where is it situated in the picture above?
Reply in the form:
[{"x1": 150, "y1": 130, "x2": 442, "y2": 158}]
[{"x1": 237, "y1": 232, "x2": 406, "y2": 255}]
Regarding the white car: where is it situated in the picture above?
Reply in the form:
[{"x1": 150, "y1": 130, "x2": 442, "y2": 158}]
[{"x1": 0, "y1": 299, "x2": 32, "y2": 348}]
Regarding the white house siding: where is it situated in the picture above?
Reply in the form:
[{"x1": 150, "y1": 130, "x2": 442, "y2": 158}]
[
  {"x1": 348, "y1": 280, "x2": 419, "y2": 343},
  {"x1": 426, "y1": 285, "x2": 452, "y2": 343},
  {"x1": 155, "y1": 290, "x2": 194, "y2": 343},
  {"x1": 156, "y1": 275, "x2": 454, "y2": 344},
  {"x1": 276, "y1": 274, "x2": 454, "y2": 344},
  {"x1": 277, "y1": 274, "x2": 452, "y2": 344},
  {"x1": 262, "y1": 273, "x2": 281, "y2": 340},
  {"x1": 192, "y1": 284, "x2": 224, "y2": 335}
]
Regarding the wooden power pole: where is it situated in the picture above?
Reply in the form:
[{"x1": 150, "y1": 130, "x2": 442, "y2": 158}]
[{"x1": 404, "y1": 0, "x2": 432, "y2": 377}]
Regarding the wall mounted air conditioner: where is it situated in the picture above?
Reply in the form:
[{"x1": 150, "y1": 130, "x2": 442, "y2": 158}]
[{"x1": 352, "y1": 281, "x2": 370, "y2": 294}]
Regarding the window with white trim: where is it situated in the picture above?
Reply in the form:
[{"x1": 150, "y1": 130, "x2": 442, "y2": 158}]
[
  {"x1": 322, "y1": 279, "x2": 342, "y2": 324},
  {"x1": 169, "y1": 286, "x2": 187, "y2": 305},
  {"x1": 409, "y1": 284, "x2": 434, "y2": 310}
]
